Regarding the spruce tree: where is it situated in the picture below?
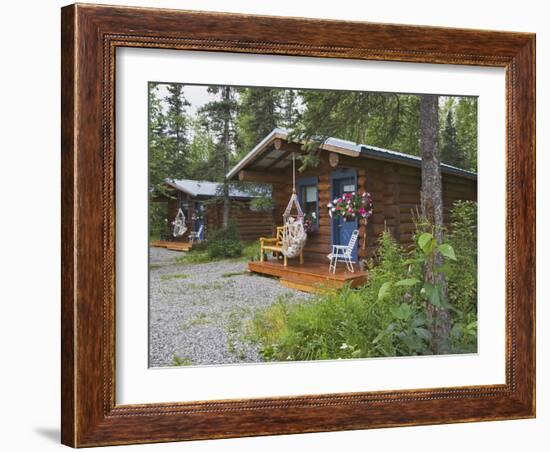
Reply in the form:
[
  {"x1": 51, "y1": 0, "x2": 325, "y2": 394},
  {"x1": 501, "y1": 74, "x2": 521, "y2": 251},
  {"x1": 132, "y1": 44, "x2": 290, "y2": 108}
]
[
  {"x1": 440, "y1": 109, "x2": 464, "y2": 168},
  {"x1": 199, "y1": 86, "x2": 239, "y2": 227},
  {"x1": 164, "y1": 83, "x2": 191, "y2": 179},
  {"x1": 455, "y1": 97, "x2": 478, "y2": 171},
  {"x1": 237, "y1": 88, "x2": 283, "y2": 156}
]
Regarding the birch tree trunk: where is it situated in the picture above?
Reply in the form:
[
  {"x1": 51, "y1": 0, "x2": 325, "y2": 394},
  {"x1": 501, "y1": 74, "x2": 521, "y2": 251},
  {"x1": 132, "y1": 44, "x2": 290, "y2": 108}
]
[{"x1": 420, "y1": 94, "x2": 451, "y2": 354}]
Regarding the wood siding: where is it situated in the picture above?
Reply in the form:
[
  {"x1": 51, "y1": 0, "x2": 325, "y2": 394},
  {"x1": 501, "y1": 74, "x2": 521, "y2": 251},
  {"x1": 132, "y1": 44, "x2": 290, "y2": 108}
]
[{"x1": 206, "y1": 200, "x2": 274, "y2": 242}]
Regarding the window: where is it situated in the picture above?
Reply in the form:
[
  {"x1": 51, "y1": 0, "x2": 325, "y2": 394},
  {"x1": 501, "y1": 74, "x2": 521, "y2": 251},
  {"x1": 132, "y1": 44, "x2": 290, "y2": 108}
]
[
  {"x1": 298, "y1": 176, "x2": 319, "y2": 231},
  {"x1": 302, "y1": 184, "x2": 318, "y2": 216}
]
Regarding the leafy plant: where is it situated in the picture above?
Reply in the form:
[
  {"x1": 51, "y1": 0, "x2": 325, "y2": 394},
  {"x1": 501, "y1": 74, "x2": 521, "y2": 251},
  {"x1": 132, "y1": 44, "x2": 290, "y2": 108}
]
[
  {"x1": 446, "y1": 200, "x2": 478, "y2": 352},
  {"x1": 241, "y1": 240, "x2": 261, "y2": 261},
  {"x1": 149, "y1": 201, "x2": 169, "y2": 240},
  {"x1": 377, "y1": 232, "x2": 456, "y2": 306},
  {"x1": 206, "y1": 221, "x2": 243, "y2": 259},
  {"x1": 171, "y1": 355, "x2": 193, "y2": 366}
]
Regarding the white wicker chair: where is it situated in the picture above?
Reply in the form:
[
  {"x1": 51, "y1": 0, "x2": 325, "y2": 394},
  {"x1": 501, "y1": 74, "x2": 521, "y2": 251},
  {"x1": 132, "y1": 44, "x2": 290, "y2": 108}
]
[{"x1": 327, "y1": 229, "x2": 359, "y2": 274}]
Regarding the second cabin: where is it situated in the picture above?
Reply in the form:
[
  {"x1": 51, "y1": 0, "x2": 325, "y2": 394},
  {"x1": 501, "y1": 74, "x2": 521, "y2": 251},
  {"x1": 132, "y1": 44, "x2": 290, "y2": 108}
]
[{"x1": 227, "y1": 128, "x2": 477, "y2": 262}]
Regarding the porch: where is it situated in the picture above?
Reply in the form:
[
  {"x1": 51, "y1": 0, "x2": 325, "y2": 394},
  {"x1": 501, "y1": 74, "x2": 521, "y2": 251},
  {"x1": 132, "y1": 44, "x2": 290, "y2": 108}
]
[
  {"x1": 248, "y1": 258, "x2": 368, "y2": 293},
  {"x1": 150, "y1": 240, "x2": 193, "y2": 252}
]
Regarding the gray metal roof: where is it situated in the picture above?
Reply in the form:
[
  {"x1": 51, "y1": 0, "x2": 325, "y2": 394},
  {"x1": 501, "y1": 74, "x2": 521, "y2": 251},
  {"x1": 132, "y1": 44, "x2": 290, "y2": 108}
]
[
  {"x1": 166, "y1": 179, "x2": 266, "y2": 198},
  {"x1": 226, "y1": 128, "x2": 477, "y2": 180}
]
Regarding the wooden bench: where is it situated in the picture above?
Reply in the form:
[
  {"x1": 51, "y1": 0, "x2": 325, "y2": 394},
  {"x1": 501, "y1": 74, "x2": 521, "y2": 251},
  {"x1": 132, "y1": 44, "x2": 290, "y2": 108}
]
[{"x1": 260, "y1": 226, "x2": 303, "y2": 267}]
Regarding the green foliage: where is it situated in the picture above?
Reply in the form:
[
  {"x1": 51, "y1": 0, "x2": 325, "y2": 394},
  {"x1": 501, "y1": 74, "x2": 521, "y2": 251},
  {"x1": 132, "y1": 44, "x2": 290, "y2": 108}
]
[
  {"x1": 206, "y1": 221, "x2": 243, "y2": 259},
  {"x1": 171, "y1": 355, "x2": 193, "y2": 366},
  {"x1": 241, "y1": 240, "x2": 261, "y2": 261},
  {"x1": 446, "y1": 201, "x2": 478, "y2": 352},
  {"x1": 250, "y1": 204, "x2": 478, "y2": 361},
  {"x1": 199, "y1": 86, "x2": 240, "y2": 224},
  {"x1": 455, "y1": 98, "x2": 478, "y2": 171},
  {"x1": 149, "y1": 201, "x2": 168, "y2": 240},
  {"x1": 249, "y1": 196, "x2": 274, "y2": 212},
  {"x1": 175, "y1": 225, "x2": 251, "y2": 264},
  {"x1": 250, "y1": 232, "x2": 433, "y2": 360},
  {"x1": 290, "y1": 91, "x2": 476, "y2": 171},
  {"x1": 236, "y1": 87, "x2": 283, "y2": 157},
  {"x1": 160, "y1": 273, "x2": 189, "y2": 282},
  {"x1": 175, "y1": 251, "x2": 213, "y2": 264},
  {"x1": 440, "y1": 109, "x2": 464, "y2": 168},
  {"x1": 148, "y1": 83, "x2": 191, "y2": 197}
]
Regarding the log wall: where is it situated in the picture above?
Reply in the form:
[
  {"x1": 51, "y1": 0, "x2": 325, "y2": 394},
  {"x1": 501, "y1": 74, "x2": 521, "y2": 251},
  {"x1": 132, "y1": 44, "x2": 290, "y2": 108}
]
[
  {"x1": 206, "y1": 200, "x2": 274, "y2": 242},
  {"x1": 251, "y1": 153, "x2": 477, "y2": 261}
]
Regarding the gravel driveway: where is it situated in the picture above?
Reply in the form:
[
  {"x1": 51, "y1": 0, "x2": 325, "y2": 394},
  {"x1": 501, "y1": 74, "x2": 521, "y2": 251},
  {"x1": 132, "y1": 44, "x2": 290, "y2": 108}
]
[{"x1": 149, "y1": 248, "x2": 312, "y2": 367}]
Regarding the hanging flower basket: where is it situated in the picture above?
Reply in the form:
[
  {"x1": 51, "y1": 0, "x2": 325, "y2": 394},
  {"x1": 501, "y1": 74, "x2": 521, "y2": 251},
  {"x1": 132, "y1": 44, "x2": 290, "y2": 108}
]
[
  {"x1": 303, "y1": 212, "x2": 318, "y2": 233},
  {"x1": 327, "y1": 191, "x2": 373, "y2": 221}
]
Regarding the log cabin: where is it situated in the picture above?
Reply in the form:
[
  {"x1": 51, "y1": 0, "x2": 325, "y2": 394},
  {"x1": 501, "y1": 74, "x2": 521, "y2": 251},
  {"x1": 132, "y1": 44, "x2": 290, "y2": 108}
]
[
  {"x1": 227, "y1": 128, "x2": 477, "y2": 289},
  {"x1": 151, "y1": 179, "x2": 274, "y2": 250}
]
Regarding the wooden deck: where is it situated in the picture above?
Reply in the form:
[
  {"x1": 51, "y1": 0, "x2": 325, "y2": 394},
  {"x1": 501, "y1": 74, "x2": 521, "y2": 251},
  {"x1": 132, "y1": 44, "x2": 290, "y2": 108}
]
[
  {"x1": 150, "y1": 240, "x2": 192, "y2": 252},
  {"x1": 248, "y1": 259, "x2": 368, "y2": 293}
]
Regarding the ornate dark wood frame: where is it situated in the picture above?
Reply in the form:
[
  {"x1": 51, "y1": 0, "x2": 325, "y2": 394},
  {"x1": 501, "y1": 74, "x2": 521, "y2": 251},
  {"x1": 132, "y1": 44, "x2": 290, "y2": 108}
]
[{"x1": 61, "y1": 3, "x2": 536, "y2": 447}]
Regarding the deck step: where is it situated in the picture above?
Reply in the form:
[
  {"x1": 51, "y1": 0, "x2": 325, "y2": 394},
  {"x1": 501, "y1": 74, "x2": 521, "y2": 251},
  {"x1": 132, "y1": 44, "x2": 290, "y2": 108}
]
[
  {"x1": 280, "y1": 277, "x2": 336, "y2": 294},
  {"x1": 279, "y1": 276, "x2": 343, "y2": 293}
]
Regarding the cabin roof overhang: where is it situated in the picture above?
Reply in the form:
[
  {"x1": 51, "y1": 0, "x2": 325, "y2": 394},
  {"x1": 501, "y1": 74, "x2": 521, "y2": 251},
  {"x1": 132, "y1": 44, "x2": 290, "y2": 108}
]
[
  {"x1": 227, "y1": 128, "x2": 477, "y2": 181},
  {"x1": 165, "y1": 178, "x2": 265, "y2": 199}
]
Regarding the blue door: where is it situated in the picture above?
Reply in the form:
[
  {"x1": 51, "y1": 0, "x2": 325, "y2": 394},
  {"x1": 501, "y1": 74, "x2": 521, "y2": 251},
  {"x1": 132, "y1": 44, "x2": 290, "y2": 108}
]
[{"x1": 331, "y1": 169, "x2": 358, "y2": 261}]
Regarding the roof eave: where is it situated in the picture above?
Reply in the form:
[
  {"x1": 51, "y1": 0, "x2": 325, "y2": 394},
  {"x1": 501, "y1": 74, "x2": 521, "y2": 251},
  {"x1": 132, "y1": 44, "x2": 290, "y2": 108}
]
[
  {"x1": 226, "y1": 128, "x2": 289, "y2": 179},
  {"x1": 165, "y1": 179, "x2": 197, "y2": 197},
  {"x1": 359, "y1": 148, "x2": 477, "y2": 180}
]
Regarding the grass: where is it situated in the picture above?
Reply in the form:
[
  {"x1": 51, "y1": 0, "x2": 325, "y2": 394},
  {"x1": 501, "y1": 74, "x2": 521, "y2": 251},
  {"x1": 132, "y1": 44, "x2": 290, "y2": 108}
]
[
  {"x1": 226, "y1": 307, "x2": 252, "y2": 361},
  {"x1": 176, "y1": 251, "x2": 212, "y2": 264},
  {"x1": 181, "y1": 313, "x2": 211, "y2": 330},
  {"x1": 160, "y1": 273, "x2": 189, "y2": 281},
  {"x1": 248, "y1": 288, "x2": 376, "y2": 362},
  {"x1": 221, "y1": 271, "x2": 249, "y2": 278},
  {"x1": 174, "y1": 240, "x2": 262, "y2": 265},
  {"x1": 171, "y1": 355, "x2": 193, "y2": 366},
  {"x1": 149, "y1": 264, "x2": 163, "y2": 270}
]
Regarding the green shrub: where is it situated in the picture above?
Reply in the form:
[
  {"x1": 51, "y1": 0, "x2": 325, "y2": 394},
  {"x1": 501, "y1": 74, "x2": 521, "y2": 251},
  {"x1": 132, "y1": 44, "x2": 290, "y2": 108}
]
[
  {"x1": 242, "y1": 240, "x2": 261, "y2": 261},
  {"x1": 447, "y1": 200, "x2": 477, "y2": 313},
  {"x1": 149, "y1": 201, "x2": 168, "y2": 240},
  {"x1": 206, "y1": 221, "x2": 243, "y2": 259},
  {"x1": 446, "y1": 200, "x2": 478, "y2": 353},
  {"x1": 190, "y1": 240, "x2": 208, "y2": 252}
]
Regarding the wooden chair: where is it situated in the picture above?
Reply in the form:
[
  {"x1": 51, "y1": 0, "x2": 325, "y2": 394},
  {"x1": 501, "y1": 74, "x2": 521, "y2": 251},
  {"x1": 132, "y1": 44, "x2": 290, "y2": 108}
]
[
  {"x1": 260, "y1": 226, "x2": 303, "y2": 267},
  {"x1": 327, "y1": 229, "x2": 359, "y2": 274}
]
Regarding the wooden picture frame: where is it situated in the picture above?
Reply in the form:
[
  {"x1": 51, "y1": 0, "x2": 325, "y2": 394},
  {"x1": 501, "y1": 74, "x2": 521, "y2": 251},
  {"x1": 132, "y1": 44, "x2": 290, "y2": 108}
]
[{"x1": 61, "y1": 3, "x2": 535, "y2": 447}]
